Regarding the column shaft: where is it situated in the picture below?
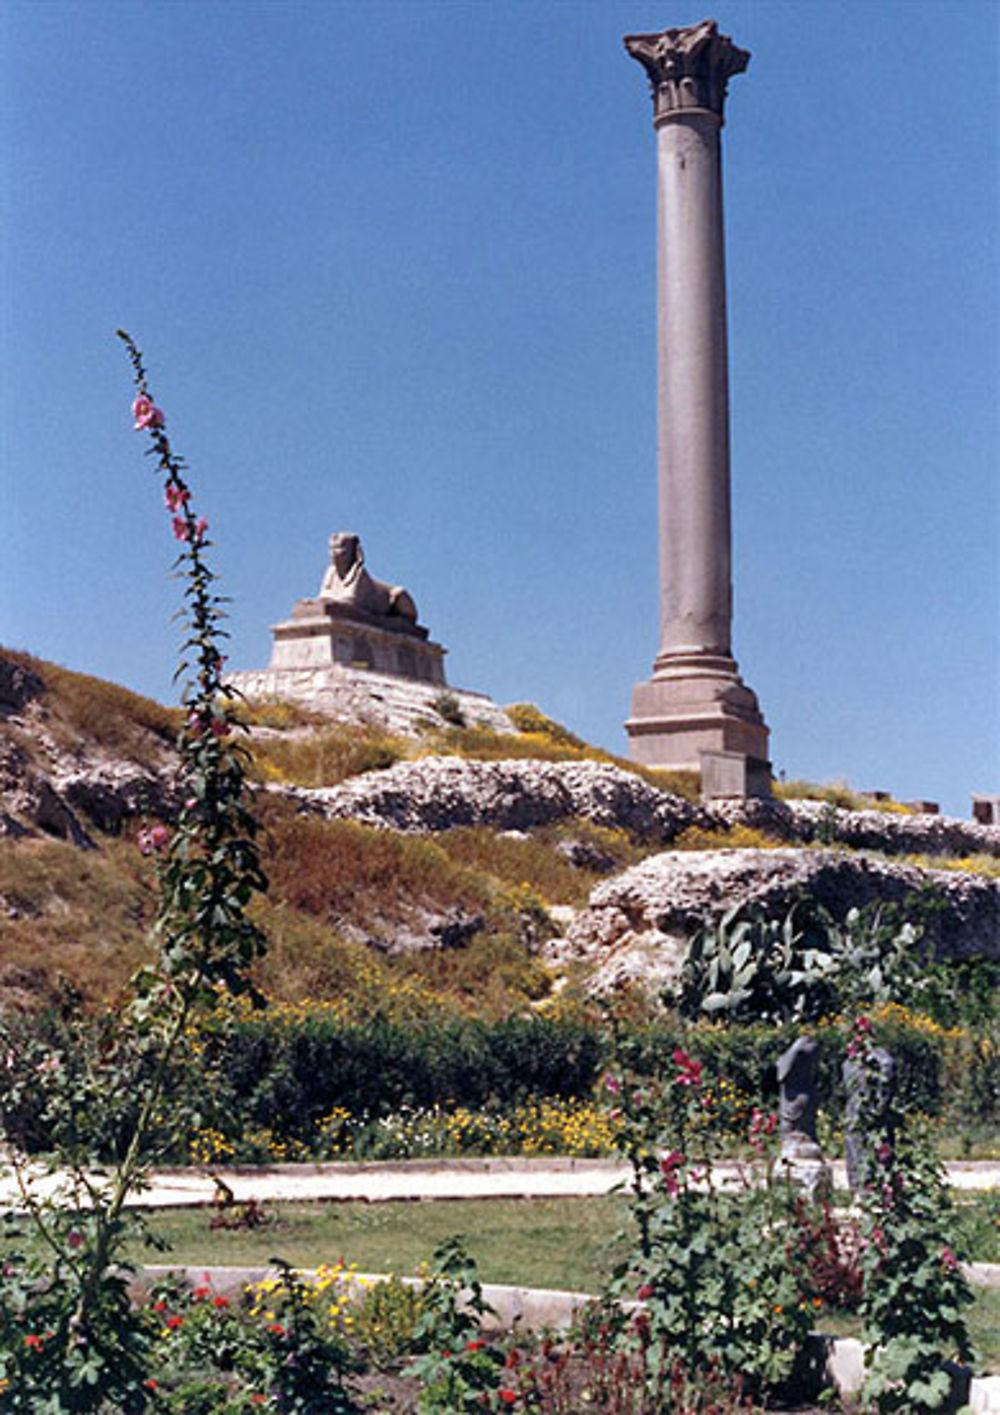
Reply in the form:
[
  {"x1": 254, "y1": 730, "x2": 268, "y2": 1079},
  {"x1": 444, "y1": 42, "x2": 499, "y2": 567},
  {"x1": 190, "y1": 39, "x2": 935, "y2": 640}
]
[{"x1": 658, "y1": 112, "x2": 732, "y2": 661}]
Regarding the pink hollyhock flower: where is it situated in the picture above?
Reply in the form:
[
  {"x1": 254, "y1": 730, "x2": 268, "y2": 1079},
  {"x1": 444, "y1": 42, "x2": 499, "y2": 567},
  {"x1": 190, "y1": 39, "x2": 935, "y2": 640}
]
[
  {"x1": 604, "y1": 1073, "x2": 620, "y2": 1095},
  {"x1": 194, "y1": 517, "x2": 209, "y2": 540},
  {"x1": 132, "y1": 394, "x2": 164, "y2": 430},
  {"x1": 941, "y1": 1247, "x2": 958, "y2": 1271},
  {"x1": 67, "y1": 1230, "x2": 84, "y2": 1249},
  {"x1": 137, "y1": 825, "x2": 169, "y2": 856},
  {"x1": 164, "y1": 484, "x2": 189, "y2": 513},
  {"x1": 636, "y1": 1282, "x2": 654, "y2": 1301},
  {"x1": 172, "y1": 516, "x2": 190, "y2": 542}
]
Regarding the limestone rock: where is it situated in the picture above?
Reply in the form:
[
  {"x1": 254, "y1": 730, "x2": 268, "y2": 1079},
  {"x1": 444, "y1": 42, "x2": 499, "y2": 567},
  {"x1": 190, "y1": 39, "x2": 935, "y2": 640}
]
[
  {"x1": 713, "y1": 797, "x2": 1000, "y2": 859},
  {"x1": 285, "y1": 758, "x2": 700, "y2": 840},
  {"x1": 57, "y1": 764, "x2": 180, "y2": 834},
  {"x1": 0, "y1": 657, "x2": 45, "y2": 713},
  {"x1": 558, "y1": 848, "x2": 1000, "y2": 993},
  {"x1": 0, "y1": 737, "x2": 93, "y2": 847}
]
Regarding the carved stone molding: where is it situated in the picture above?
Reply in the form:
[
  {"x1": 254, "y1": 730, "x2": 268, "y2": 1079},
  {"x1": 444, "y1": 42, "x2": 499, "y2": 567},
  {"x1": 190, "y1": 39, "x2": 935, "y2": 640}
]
[{"x1": 624, "y1": 19, "x2": 749, "y2": 122}]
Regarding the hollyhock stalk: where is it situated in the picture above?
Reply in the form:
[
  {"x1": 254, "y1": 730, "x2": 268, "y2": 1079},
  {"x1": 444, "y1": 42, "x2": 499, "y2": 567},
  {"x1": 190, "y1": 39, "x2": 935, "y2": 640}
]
[{"x1": 0, "y1": 336, "x2": 269, "y2": 1406}]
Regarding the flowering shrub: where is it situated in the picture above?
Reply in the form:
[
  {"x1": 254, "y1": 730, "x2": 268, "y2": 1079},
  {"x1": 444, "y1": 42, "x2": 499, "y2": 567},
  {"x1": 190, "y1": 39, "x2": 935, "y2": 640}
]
[
  {"x1": 847, "y1": 1016, "x2": 976, "y2": 1413},
  {"x1": 603, "y1": 1040, "x2": 815, "y2": 1400},
  {"x1": 148, "y1": 1265, "x2": 359, "y2": 1412}
]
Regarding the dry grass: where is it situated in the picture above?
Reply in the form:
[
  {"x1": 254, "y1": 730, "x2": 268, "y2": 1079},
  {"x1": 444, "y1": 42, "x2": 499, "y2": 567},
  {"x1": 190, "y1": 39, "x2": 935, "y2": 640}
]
[
  {"x1": 258, "y1": 798, "x2": 496, "y2": 927},
  {"x1": 774, "y1": 777, "x2": 915, "y2": 815},
  {"x1": 248, "y1": 724, "x2": 407, "y2": 787},
  {"x1": 672, "y1": 823, "x2": 788, "y2": 852},
  {"x1": 436, "y1": 821, "x2": 648, "y2": 906},
  {"x1": 0, "y1": 836, "x2": 158, "y2": 1005},
  {"x1": 230, "y1": 697, "x2": 330, "y2": 731},
  {"x1": 900, "y1": 853, "x2": 1000, "y2": 879},
  {"x1": 391, "y1": 931, "x2": 554, "y2": 1016},
  {"x1": 2, "y1": 648, "x2": 178, "y2": 768}
]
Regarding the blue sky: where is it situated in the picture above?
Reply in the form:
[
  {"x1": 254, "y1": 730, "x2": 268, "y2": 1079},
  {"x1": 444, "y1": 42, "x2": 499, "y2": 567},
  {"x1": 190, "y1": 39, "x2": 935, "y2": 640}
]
[{"x1": 2, "y1": 0, "x2": 997, "y2": 817}]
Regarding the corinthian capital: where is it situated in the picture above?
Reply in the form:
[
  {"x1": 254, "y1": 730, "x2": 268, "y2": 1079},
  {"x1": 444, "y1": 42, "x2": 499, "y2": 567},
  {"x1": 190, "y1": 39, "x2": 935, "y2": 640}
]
[{"x1": 624, "y1": 19, "x2": 749, "y2": 121}]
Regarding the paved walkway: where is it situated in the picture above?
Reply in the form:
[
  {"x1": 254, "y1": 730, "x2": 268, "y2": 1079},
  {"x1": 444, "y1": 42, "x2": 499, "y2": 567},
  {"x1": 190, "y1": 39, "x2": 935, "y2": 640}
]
[{"x1": 4, "y1": 1154, "x2": 998, "y2": 1210}]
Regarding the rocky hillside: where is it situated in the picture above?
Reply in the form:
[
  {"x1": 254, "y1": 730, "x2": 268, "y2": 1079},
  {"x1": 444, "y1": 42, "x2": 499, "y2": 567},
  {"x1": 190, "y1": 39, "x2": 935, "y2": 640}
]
[{"x1": 2, "y1": 648, "x2": 998, "y2": 1012}]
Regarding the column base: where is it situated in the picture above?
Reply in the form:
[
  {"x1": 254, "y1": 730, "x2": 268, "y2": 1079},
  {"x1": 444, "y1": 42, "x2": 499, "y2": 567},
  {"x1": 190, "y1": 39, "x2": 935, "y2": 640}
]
[{"x1": 625, "y1": 652, "x2": 770, "y2": 772}]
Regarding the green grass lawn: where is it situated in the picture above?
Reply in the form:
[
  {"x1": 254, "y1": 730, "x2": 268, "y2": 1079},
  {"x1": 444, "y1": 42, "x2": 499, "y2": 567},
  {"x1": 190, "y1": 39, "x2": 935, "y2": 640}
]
[{"x1": 131, "y1": 1196, "x2": 629, "y2": 1292}]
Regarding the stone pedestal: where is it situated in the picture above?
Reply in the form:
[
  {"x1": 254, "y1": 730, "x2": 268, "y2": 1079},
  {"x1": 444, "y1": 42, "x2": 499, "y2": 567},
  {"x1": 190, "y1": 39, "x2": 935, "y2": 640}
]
[
  {"x1": 624, "y1": 21, "x2": 769, "y2": 777},
  {"x1": 268, "y1": 599, "x2": 446, "y2": 686}
]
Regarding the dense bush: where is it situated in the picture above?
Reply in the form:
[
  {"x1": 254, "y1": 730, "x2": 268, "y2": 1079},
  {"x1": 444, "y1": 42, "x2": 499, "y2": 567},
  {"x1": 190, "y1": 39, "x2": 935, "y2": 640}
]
[
  {"x1": 7, "y1": 992, "x2": 996, "y2": 1161},
  {"x1": 194, "y1": 1011, "x2": 605, "y2": 1146}
]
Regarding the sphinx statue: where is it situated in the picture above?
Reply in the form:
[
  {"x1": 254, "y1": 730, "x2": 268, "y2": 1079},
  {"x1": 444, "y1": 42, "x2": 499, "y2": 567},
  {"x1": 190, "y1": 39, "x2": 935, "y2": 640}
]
[{"x1": 319, "y1": 532, "x2": 418, "y2": 623}]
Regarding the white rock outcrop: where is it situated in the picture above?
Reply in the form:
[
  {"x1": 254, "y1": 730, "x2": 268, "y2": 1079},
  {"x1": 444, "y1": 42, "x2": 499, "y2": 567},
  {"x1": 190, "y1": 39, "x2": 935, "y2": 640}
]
[
  {"x1": 284, "y1": 757, "x2": 701, "y2": 839},
  {"x1": 555, "y1": 848, "x2": 1000, "y2": 992}
]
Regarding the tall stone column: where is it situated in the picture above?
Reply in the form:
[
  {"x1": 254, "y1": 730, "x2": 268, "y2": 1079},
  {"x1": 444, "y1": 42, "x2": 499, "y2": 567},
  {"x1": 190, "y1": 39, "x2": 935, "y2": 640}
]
[{"x1": 624, "y1": 20, "x2": 769, "y2": 780}]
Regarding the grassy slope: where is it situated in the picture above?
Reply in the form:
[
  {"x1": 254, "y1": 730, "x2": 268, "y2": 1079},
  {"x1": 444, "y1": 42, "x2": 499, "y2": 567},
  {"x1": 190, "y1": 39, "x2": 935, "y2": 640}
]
[{"x1": 1, "y1": 652, "x2": 978, "y2": 1018}]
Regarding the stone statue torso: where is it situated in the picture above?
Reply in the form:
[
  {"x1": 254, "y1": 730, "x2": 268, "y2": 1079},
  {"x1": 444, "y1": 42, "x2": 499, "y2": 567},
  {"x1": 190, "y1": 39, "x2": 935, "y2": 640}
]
[{"x1": 319, "y1": 533, "x2": 417, "y2": 623}]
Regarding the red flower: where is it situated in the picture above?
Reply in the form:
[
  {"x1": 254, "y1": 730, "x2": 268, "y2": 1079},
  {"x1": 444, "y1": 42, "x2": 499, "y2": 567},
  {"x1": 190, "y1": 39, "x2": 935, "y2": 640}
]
[
  {"x1": 941, "y1": 1247, "x2": 959, "y2": 1272},
  {"x1": 660, "y1": 1149, "x2": 684, "y2": 1195},
  {"x1": 498, "y1": 1393, "x2": 518, "y2": 1406},
  {"x1": 193, "y1": 1286, "x2": 211, "y2": 1301},
  {"x1": 165, "y1": 1315, "x2": 183, "y2": 1330},
  {"x1": 172, "y1": 516, "x2": 190, "y2": 542},
  {"x1": 637, "y1": 1282, "x2": 654, "y2": 1301},
  {"x1": 672, "y1": 1048, "x2": 703, "y2": 1087},
  {"x1": 24, "y1": 1333, "x2": 45, "y2": 1350},
  {"x1": 465, "y1": 1339, "x2": 486, "y2": 1351},
  {"x1": 268, "y1": 1323, "x2": 286, "y2": 1337},
  {"x1": 213, "y1": 1295, "x2": 230, "y2": 1309},
  {"x1": 153, "y1": 1300, "x2": 167, "y2": 1314},
  {"x1": 143, "y1": 1380, "x2": 158, "y2": 1391}
]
